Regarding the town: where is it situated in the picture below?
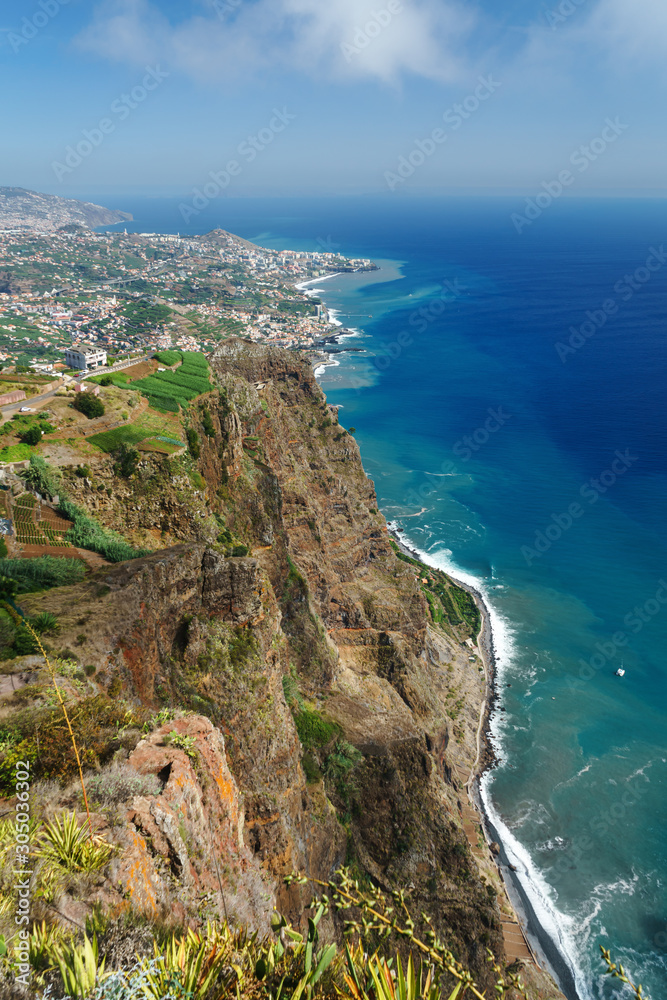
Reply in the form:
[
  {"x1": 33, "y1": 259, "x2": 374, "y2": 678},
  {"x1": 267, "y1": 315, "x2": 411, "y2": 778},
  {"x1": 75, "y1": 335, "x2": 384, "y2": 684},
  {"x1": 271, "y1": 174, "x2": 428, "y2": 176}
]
[{"x1": 0, "y1": 226, "x2": 376, "y2": 373}]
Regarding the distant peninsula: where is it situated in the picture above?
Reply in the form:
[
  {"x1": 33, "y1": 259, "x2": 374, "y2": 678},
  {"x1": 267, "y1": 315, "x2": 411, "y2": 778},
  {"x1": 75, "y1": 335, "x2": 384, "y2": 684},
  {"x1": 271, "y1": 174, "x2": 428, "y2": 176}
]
[{"x1": 0, "y1": 186, "x2": 132, "y2": 233}]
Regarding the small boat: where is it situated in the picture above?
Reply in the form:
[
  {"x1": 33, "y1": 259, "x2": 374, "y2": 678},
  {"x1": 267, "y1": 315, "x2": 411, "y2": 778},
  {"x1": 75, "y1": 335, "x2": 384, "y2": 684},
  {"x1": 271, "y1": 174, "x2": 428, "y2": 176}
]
[{"x1": 615, "y1": 666, "x2": 625, "y2": 677}]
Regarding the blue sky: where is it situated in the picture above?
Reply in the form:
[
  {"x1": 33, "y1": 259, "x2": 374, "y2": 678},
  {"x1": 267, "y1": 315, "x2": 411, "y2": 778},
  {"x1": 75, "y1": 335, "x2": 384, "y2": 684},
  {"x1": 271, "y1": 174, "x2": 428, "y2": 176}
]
[{"x1": 1, "y1": 0, "x2": 666, "y2": 198}]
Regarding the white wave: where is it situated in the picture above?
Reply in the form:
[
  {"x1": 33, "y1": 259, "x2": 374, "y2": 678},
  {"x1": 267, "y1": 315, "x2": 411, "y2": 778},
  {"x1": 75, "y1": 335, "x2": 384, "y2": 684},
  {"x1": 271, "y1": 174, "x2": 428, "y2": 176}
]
[
  {"x1": 384, "y1": 527, "x2": 607, "y2": 999},
  {"x1": 313, "y1": 358, "x2": 340, "y2": 379},
  {"x1": 479, "y1": 775, "x2": 593, "y2": 1000},
  {"x1": 294, "y1": 273, "x2": 341, "y2": 293}
]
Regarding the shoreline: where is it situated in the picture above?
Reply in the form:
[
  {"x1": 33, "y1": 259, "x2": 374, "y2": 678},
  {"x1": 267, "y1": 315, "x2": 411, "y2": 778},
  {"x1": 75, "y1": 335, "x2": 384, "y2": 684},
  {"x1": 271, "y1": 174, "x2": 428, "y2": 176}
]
[
  {"x1": 388, "y1": 528, "x2": 580, "y2": 1000},
  {"x1": 306, "y1": 266, "x2": 582, "y2": 998}
]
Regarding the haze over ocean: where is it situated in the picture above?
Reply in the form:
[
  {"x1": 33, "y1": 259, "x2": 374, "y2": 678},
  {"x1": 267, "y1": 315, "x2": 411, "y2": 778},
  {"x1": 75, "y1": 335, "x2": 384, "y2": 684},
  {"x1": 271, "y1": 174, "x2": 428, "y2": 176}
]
[{"x1": 99, "y1": 194, "x2": 667, "y2": 999}]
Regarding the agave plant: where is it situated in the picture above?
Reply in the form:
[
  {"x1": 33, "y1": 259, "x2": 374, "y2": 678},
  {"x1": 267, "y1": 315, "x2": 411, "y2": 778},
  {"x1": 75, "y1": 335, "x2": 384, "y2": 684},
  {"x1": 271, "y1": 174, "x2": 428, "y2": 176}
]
[
  {"x1": 342, "y1": 946, "x2": 453, "y2": 1000},
  {"x1": 30, "y1": 611, "x2": 60, "y2": 635},
  {"x1": 53, "y1": 932, "x2": 107, "y2": 999},
  {"x1": 139, "y1": 922, "x2": 238, "y2": 1000},
  {"x1": 37, "y1": 812, "x2": 115, "y2": 873},
  {"x1": 28, "y1": 920, "x2": 72, "y2": 978}
]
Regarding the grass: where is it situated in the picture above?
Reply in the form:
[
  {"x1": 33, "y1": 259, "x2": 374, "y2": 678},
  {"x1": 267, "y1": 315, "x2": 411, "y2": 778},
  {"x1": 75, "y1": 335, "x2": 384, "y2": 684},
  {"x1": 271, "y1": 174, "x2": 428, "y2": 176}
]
[
  {"x1": 154, "y1": 349, "x2": 182, "y2": 366},
  {"x1": 0, "y1": 556, "x2": 85, "y2": 592},
  {"x1": 0, "y1": 442, "x2": 34, "y2": 462},
  {"x1": 87, "y1": 411, "x2": 184, "y2": 453}
]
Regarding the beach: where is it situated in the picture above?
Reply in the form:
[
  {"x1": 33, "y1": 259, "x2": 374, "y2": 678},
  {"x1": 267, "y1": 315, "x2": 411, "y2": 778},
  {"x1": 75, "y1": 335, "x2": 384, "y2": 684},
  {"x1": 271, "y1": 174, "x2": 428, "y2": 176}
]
[{"x1": 388, "y1": 529, "x2": 580, "y2": 999}]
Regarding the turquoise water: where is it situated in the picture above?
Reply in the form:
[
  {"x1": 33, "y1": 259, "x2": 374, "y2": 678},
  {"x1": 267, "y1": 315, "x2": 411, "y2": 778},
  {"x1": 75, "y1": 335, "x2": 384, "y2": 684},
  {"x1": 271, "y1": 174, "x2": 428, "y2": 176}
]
[{"x1": 98, "y1": 195, "x2": 667, "y2": 999}]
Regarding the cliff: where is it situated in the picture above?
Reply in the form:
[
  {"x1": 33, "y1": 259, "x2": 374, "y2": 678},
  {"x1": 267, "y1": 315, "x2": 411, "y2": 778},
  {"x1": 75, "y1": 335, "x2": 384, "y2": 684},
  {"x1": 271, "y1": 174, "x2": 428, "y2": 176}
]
[
  {"x1": 0, "y1": 187, "x2": 132, "y2": 232},
  {"x1": 2, "y1": 339, "x2": 565, "y2": 998}
]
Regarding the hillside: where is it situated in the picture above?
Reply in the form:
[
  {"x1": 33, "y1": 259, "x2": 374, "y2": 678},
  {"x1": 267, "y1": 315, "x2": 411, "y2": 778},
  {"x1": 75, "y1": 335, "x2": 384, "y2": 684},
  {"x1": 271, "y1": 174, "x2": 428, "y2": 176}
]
[
  {"x1": 0, "y1": 187, "x2": 132, "y2": 233},
  {"x1": 0, "y1": 340, "x2": 565, "y2": 999}
]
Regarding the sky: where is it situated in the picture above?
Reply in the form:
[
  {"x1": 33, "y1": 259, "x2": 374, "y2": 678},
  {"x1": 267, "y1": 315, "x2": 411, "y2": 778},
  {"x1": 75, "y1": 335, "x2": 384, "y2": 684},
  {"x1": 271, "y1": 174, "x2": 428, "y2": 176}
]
[{"x1": 1, "y1": 0, "x2": 666, "y2": 199}]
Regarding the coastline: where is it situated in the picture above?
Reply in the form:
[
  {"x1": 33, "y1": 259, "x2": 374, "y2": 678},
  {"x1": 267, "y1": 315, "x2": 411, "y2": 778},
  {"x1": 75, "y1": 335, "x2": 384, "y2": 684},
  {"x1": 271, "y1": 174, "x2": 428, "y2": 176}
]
[{"x1": 388, "y1": 528, "x2": 580, "y2": 1000}]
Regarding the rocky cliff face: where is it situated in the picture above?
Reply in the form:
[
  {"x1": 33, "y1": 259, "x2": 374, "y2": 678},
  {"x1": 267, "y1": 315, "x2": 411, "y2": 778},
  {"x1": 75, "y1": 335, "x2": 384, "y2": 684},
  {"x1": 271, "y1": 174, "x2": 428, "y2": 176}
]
[{"x1": 13, "y1": 340, "x2": 562, "y2": 995}]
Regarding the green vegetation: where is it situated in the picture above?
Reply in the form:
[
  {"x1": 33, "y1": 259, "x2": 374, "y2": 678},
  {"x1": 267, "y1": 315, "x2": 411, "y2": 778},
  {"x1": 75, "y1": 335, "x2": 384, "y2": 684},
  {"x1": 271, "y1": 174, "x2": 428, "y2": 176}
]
[
  {"x1": 87, "y1": 424, "x2": 149, "y2": 452},
  {"x1": 154, "y1": 349, "x2": 181, "y2": 365},
  {"x1": 112, "y1": 443, "x2": 140, "y2": 478},
  {"x1": 0, "y1": 693, "x2": 142, "y2": 790},
  {"x1": 201, "y1": 406, "x2": 215, "y2": 437},
  {"x1": 121, "y1": 299, "x2": 172, "y2": 335},
  {"x1": 129, "y1": 361, "x2": 211, "y2": 411},
  {"x1": 0, "y1": 555, "x2": 85, "y2": 592},
  {"x1": 87, "y1": 414, "x2": 185, "y2": 454},
  {"x1": 0, "y1": 864, "x2": 599, "y2": 1000},
  {"x1": 73, "y1": 392, "x2": 105, "y2": 419},
  {"x1": 389, "y1": 540, "x2": 481, "y2": 637},
  {"x1": 0, "y1": 442, "x2": 34, "y2": 462},
  {"x1": 22, "y1": 456, "x2": 61, "y2": 499},
  {"x1": 57, "y1": 497, "x2": 150, "y2": 563},
  {"x1": 277, "y1": 298, "x2": 318, "y2": 316},
  {"x1": 186, "y1": 426, "x2": 200, "y2": 458},
  {"x1": 19, "y1": 425, "x2": 42, "y2": 445}
]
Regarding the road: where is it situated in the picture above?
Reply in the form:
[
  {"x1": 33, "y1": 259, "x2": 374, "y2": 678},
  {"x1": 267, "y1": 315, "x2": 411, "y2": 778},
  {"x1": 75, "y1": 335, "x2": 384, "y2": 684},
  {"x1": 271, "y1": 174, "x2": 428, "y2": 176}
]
[{"x1": 0, "y1": 384, "x2": 62, "y2": 419}]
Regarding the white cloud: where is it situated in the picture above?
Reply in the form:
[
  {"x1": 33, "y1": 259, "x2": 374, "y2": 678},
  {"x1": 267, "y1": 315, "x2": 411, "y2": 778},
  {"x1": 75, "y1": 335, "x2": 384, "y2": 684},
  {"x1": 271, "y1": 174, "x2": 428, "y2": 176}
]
[
  {"x1": 74, "y1": 0, "x2": 476, "y2": 86},
  {"x1": 586, "y1": 0, "x2": 667, "y2": 59}
]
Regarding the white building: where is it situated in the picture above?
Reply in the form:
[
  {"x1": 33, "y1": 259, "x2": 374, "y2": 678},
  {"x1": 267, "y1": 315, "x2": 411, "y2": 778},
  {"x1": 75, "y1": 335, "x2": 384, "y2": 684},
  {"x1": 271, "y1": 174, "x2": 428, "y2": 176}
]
[{"x1": 64, "y1": 345, "x2": 107, "y2": 370}]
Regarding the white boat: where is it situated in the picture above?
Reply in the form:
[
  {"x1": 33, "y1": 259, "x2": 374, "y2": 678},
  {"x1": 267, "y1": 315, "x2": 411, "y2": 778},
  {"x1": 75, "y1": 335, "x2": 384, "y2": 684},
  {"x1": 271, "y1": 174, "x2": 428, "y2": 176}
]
[{"x1": 615, "y1": 666, "x2": 625, "y2": 677}]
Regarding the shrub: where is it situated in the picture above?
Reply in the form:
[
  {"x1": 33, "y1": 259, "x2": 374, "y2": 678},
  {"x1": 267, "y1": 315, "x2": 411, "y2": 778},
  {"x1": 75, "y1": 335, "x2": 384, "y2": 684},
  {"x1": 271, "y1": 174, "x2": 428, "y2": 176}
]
[
  {"x1": 294, "y1": 708, "x2": 339, "y2": 750},
  {"x1": 74, "y1": 392, "x2": 105, "y2": 419},
  {"x1": 20, "y1": 425, "x2": 42, "y2": 445},
  {"x1": 86, "y1": 762, "x2": 161, "y2": 806},
  {"x1": 201, "y1": 407, "x2": 215, "y2": 437},
  {"x1": 98, "y1": 374, "x2": 113, "y2": 386},
  {"x1": 22, "y1": 455, "x2": 62, "y2": 499},
  {"x1": 57, "y1": 498, "x2": 150, "y2": 563},
  {"x1": 112, "y1": 443, "x2": 140, "y2": 478},
  {"x1": 186, "y1": 427, "x2": 200, "y2": 459}
]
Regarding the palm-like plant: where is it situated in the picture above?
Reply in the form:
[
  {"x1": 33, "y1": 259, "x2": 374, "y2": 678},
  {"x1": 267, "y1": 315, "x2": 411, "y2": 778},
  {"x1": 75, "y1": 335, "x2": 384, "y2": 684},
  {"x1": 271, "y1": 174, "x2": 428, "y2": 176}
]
[
  {"x1": 53, "y1": 932, "x2": 107, "y2": 999},
  {"x1": 37, "y1": 812, "x2": 115, "y2": 873},
  {"x1": 139, "y1": 922, "x2": 237, "y2": 1000}
]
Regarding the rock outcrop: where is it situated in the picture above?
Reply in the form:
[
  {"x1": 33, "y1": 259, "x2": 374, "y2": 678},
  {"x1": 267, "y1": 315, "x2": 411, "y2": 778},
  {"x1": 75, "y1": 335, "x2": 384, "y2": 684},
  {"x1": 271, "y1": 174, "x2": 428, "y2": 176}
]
[{"x1": 10, "y1": 339, "x2": 563, "y2": 996}]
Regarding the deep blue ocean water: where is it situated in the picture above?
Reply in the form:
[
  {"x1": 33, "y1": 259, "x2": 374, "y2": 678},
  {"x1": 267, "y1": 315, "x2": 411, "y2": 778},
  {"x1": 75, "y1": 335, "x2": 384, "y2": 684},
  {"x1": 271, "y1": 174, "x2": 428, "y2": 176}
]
[{"x1": 97, "y1": 195, "x2": 667, "y2": 1000}]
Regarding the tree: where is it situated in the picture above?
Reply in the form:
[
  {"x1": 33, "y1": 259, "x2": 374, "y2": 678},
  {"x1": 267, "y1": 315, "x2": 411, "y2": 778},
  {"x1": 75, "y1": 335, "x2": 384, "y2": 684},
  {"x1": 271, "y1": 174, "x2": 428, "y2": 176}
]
[
  {"x1": 73, "y1": 392, "x2": 105, "y2": 419},
  {"x1": 113, "y1": 443, "x2": 140, "y2": 478},
  {"x1": 186, "y1": 427, "x2": 200, "y2": 459},
  {"x1": 201, "y1": 407, "x2": 215, "y2": 438},
  {"x1": 98, "y1": 374, "x2": 113, "y2": 386},
  {"x1": 20, "y1": 426, "x2": 42, "y2": 445}
]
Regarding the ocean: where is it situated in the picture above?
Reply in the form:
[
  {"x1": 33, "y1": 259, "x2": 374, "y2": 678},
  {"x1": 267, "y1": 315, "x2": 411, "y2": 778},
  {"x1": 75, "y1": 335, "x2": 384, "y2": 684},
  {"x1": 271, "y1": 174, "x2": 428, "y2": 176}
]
[{"x1": 97, "y1": 194, "x2": 667, "y2": 1000}]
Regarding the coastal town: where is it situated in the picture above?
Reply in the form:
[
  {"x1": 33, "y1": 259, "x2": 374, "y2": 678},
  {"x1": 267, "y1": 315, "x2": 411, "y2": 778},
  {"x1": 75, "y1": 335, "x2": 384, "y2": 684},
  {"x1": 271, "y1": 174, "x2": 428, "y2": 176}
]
[{"x1": 0, "y1": 221, "x2": 376, "y2": 374}]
